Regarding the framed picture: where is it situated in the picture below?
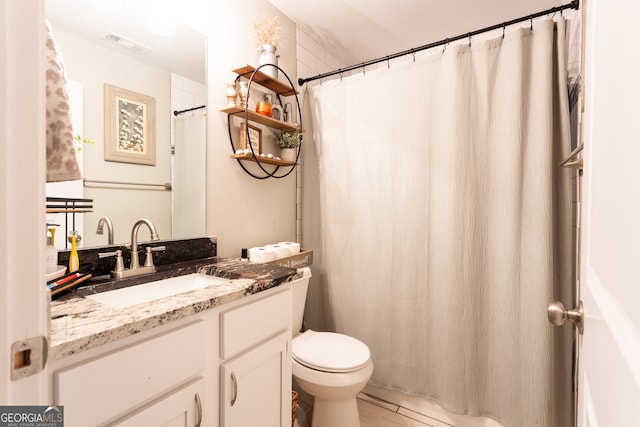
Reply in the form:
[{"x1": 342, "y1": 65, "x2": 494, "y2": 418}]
[
  {"x1": 240, "y1": 122, "x2": 262, "y2": 154},
  {"x1": 104, "y1": 84, "x2": 156, "y2": 165}
]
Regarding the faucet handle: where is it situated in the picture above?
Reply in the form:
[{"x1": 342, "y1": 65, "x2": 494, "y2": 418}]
[
  {"x1": 143, "y1": 246, "x2": 166, "y2": 268},
  {"x1": 98, "y1": 249, "x2": 125, "y2": 273}
]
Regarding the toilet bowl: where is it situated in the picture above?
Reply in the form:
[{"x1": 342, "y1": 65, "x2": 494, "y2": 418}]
[{"x1": 289, "y1": 268, "x2": 374, "y2": 427}]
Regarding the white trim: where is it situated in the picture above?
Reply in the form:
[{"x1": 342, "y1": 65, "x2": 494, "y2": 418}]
[
  {"x1": 585, "y1": 266, "x2": 640, "y2": 391},
  {"x1": 582, "y1": 376, "x2": 599, "y2": 427},
  {"x1": 0, "y1": 0, "x2": 48, "y2": 403}
]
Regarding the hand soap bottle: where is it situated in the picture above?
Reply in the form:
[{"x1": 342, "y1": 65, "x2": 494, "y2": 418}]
[
  {"x1": 45, "y1": 232, "x2": 58, "y2": 274},
  {"x1": 68, "y1": 232, "x2": 80, "y2": 273}
]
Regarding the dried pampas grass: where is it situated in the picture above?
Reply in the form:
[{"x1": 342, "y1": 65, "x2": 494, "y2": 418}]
[{"x1": 253, "y1": 15, "x2": 281, "y2": 47}]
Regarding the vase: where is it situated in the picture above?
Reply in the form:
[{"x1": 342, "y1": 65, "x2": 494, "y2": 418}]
[
  {"x1": 226, "y1": 82, "x2": 237, "y2": 108},
  {"x1": 280, "y1": 147, "x2": 296, "y2": 162},
  {"x1": 258, "y1": 44, "x2": 278, "y2": 79},
  {"x1": 238, "y1": 81, "x2": 248, "y2": 108}
]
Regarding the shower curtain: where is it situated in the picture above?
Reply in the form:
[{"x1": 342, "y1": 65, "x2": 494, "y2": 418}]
[{"x1": 304, "y1": 19, "x2": 574, "y2": 426}]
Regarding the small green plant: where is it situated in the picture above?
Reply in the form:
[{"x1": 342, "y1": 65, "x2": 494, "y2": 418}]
[
  {"x1": 276, "y1": 130, "x2": 302, "y2": 149},
  {"x1": 73, "y1": 134, "x2": 96, "y2": 152}
]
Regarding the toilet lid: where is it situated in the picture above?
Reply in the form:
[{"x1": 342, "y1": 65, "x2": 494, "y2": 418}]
[{"x1": 292, "y1": 331, "x2": 371, "y2": 373}]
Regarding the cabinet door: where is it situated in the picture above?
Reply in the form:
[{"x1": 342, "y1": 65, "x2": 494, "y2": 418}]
[
  {"x1": 221, "y1": 331, "x2": 291, "y2": 427},
  {"x1": 55, "y1": 320, "x2": 205, "y2": 426},
  {"x1": 111, "y1": 377, "x2": 205, "y2": 427}
]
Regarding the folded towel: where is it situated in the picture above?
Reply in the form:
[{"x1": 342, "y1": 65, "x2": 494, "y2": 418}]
[{"x1": 45, "y1": 21, "x2": 81, "y2": 182}]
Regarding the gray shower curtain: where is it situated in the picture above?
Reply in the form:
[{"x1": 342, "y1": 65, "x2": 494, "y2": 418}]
[{"x1": 302, "y1": 18, "x2": 574, "y2": 426}]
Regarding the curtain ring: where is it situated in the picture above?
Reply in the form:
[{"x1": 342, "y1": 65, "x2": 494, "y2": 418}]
[
  {"x1": 502, "y1": 23, "x2": 506, "y2": 38},
  {"x1": 386, "y1": 56, "x2": 390, "y2": 69},
  {"x1": 468, "y1": 32, "x2": 472, "y2": 47},
  {"x1": 411, "y1": 48, "x2": 416, "y2": 62},
  {"x1": 362, "y1": 62, "x2": 366, "y2": 76},
  {"x1": 339, "y1": 71, "x2": 343, "y2": 81},
  {"x1": 443, "y1": 38, "x2": 448, "y2": 53},
  {"x1": 530, "y1": 14, "x2": 533, "y2": 30}
]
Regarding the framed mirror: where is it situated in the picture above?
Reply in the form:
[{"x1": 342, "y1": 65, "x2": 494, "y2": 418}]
[{"x1": 45, "y1": 0, "x2": 207, "y2": 249}]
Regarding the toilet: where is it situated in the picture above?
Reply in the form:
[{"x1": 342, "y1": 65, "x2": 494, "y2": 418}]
[{"x1": 289, "y1": 268, "x2": 374, "y2": 427}]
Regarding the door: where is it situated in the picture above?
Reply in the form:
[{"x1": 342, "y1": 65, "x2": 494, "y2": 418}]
[
  {"x1": 577, "y1": 0, "x2": 640, "y2": 425},
  {"x1": 0, "y1": 0, "x2": 50, "y2": 404}
]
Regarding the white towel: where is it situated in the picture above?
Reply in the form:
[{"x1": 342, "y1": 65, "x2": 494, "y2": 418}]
[{"x1": 45, "y1": 21, "x2": 81, "y2": 183}]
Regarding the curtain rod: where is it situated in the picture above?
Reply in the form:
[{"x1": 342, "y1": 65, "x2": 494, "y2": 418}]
[
  {"x1": 173, "y1": 105, "x2": 206, "y2": 116},
  {"x1": 298, "y1": 0, "x2": 579, "y2": 86}
]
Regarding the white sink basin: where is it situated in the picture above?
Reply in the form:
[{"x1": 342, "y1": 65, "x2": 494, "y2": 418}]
[{"x1": 86, "y1": 273, "x2": 230, "y2": 309}]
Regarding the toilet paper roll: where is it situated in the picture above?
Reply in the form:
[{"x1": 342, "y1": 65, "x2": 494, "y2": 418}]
[
  {"x1": 277, "y1": 242, "x2": 301, "y2": 256},
  {"x1": 265, "y1": 244, "x2": 290, "y2": 259},
  {"x1": 248, "y1": 247, "x2": 277, "y2": 263}
]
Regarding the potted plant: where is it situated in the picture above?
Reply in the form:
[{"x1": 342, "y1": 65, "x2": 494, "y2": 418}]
[{"x1": 276, "y1": 130, "x2": 302, "y2": 162}]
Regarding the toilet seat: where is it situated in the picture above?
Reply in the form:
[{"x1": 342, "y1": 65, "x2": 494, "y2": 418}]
[{"x1": 292, "y1": 330, "x2": 370, "y2": 373}]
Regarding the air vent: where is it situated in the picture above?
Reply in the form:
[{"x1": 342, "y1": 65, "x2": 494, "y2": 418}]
[{"x1": 103, "y1": 32, "x2": 152, "y2": 55}]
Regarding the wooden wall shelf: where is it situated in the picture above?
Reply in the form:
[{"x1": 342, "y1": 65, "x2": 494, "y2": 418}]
[
  {"x1": 230, "y1": 154, "x2": 296, "y2": 167},
  {"x1": 233, "y1": 65, "x2": 298, "y2": 96},
  {"x1": 223, "y1": 65, "x2": 302, "y2": 179},
  {"x1": 221, "y1": 107, "x2": 300, "y2": 132}
]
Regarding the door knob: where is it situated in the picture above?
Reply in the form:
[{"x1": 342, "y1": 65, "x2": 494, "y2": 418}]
[{"x1": 547, "y1": 300, "x2": 584, "y2": 334}]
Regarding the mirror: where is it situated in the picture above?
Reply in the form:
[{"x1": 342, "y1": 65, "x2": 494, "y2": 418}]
[{"x1": 45, "y1": 0, "x2": 207, "y2": 249}]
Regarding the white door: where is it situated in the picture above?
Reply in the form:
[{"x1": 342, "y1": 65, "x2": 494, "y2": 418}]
[
  {"x1": 0, "y1": 0, "x2": 50, "y2": 404},
  {"x1": 577, "y1": 0, "x2": 640, "y2": 425}
]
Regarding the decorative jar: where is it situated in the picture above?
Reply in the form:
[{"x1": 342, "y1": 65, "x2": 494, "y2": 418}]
[{"x1": 258, "y1": 44, "x2": 278, "y2": 79}]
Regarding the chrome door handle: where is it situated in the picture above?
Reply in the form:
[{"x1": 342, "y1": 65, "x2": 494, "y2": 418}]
[{"x1": 547, "y1": 300, "x2": 584, "y2": 334}]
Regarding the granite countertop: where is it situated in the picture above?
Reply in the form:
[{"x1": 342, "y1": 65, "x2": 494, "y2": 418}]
[{"x1": 49, "y1": 258, "x2": 299, "y2": 361}]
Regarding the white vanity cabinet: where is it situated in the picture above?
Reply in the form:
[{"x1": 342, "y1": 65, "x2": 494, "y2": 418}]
[
  {"x1": 52, "y1": 320, "x2": 208, "y2": 427},
  {"x1": 219, "y1": 288, "x2": 292, "y2": 427},
  {"x1": 48, "y1": 283, "x2": 293, "y2": 427}
]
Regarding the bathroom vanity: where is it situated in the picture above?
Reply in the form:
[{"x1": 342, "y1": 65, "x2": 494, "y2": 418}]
[{"x1": 46, "y1": 251, "x2": 304, "y2": 427}]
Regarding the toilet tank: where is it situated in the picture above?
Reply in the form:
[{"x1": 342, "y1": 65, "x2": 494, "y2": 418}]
[{"x1": 289, "y1": 267, "x2": 312, "y2": 335}]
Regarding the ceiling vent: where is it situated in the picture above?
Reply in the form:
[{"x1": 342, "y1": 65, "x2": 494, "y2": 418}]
[{"x1": 103, "y1": 32, "x2": 152, "y2": 55}]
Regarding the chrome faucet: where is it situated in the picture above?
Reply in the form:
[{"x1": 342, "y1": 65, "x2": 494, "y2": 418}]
[
  {"x1": 96, "y1": 216, "x2": 114, "y2": 245},
  {"x1": 98, "y1": 218, "x2": 163, "y2": 279},
  {"x1": 130, "y1": 218, "x2": 160, "y2": 270}
]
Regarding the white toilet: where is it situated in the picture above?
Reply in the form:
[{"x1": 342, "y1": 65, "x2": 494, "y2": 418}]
[{"x1": 289, "y1": 268, "x2": 374, "y2": 427}]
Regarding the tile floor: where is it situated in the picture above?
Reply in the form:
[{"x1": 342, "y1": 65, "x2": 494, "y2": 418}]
[
  {"x1": 294, "y1": 385, "x2": 505, "y2": 427},
  {"x1": 357, "y1": 386, "x2": 505, "y2": 427}
]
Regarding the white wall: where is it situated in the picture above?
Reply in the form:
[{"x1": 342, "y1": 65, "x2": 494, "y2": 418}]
[
  {"x1": 295, "y1": 27, "x2": 348, "y2": 245},
  {"x1": 179, "y1": 0, "x2": 299, "y2": 258}
]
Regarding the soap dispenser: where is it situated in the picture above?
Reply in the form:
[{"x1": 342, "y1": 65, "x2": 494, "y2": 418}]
[
  {"x1": 68, "y1": 231, "x2": 80, "y2": 273},
  {"x1": 45, "y1": 231, "x2": 58, "y2": 274}
]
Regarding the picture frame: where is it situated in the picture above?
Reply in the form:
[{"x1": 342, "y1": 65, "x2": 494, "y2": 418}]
[
  {"x1": 104, "y1": 84, "x2": 156, "y2": 165},
  {"x1": 240, "y1": 122, "x2": 262, "y2": 154}
]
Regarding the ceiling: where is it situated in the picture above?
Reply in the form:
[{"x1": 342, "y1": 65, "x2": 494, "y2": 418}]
[
  {"x1": 45, "y1": 0, "x2": 573, "y2": 85},
  {"x1": 46, "y1": 0, "x2": 206, "y2": 84},
  {"x1": 267, "y1": 0, "x2": 572, "y2": 66}
]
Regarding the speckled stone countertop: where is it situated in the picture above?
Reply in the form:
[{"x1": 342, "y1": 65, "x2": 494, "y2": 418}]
[{"x1": 49, "y1": 258, "x2": 299, "y2": 361}]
